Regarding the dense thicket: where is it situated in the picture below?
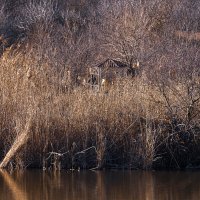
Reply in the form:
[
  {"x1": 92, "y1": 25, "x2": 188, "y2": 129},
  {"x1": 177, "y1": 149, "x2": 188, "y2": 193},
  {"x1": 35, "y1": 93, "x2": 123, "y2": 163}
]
[{"x1": 0, "y1": 0, "x2": 200, "y2": 170}]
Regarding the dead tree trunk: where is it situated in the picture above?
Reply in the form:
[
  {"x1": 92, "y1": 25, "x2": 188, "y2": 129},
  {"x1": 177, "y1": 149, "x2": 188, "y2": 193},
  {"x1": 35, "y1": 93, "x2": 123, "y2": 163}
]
[{"x1": 0, "y1": 118, "x2": 32, "y2": 168}]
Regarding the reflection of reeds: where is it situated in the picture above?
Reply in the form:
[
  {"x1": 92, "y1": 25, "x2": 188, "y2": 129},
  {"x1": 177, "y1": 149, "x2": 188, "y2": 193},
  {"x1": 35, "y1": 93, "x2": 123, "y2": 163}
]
[
  {"x1": 1, "y1": 171, "x2": 200, "y2": 200},
  {"x1": 0, "y1": 170, "x2": 28, "y2": 200}
]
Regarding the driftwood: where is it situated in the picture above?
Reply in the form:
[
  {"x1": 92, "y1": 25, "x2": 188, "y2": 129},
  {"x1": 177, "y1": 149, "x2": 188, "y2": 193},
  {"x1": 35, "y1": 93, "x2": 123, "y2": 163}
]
[{"x1": 0, "y1": 118, "x2": 32, "y2": 168}]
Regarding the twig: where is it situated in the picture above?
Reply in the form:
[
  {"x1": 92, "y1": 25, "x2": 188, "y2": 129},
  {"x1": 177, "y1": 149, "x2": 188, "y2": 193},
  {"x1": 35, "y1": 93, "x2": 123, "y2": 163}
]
[
  {"x1": 46, "y1": 151, "x2": 69, "y2": 160},
  {"x1": 74, "y1": 146, "x2": 97, "y2": 157}
]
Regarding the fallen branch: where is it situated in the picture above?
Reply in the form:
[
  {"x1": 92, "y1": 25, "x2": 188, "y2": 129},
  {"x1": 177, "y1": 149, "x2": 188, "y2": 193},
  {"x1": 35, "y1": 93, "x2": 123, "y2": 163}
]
[
  {"x1": 46, "y1": 151, "x2": 69, "y2": 160},
  {"x1": 0, "y1": 118, "x2": 32, "y2": 168},
  {"x1": 74, "y1": 146, "x2": 97, "y2": 157}
]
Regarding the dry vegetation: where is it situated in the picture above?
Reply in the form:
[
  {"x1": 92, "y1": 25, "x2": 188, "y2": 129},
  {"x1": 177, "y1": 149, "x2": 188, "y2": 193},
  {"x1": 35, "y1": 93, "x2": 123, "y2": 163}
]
[{"x1": 0, "y1": 0, "x2": 200, "y2": 170}]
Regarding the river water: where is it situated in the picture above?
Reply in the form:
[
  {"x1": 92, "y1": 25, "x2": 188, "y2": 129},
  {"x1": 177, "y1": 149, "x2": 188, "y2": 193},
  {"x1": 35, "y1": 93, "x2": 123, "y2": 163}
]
[{"x1": 0, "y1": 170, "x2": 199, "y2": 200}]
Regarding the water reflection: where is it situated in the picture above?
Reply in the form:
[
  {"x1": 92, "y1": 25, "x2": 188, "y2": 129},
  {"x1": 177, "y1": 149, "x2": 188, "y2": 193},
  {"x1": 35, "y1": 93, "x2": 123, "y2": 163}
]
[{"x1": 0, "y1": 170, "x2": 200, "y2": 200}]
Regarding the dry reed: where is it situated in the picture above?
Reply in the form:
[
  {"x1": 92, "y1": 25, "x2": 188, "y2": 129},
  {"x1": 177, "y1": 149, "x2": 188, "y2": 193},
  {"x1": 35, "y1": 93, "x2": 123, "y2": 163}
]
[{"x1": 0, "y1": 50, "x2": 199, "y2": 170}]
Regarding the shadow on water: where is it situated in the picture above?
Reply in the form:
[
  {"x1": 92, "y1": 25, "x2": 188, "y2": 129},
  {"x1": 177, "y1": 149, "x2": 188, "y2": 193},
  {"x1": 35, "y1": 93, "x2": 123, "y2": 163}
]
[{"x1": 0, "y1": 170, "x2": 200, "y2": 200}]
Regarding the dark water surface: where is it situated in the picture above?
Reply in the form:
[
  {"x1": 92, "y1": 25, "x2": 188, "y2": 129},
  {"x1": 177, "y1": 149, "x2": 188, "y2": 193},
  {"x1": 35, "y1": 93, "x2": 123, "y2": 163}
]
[{"x1": 0, "y1": 170, "x2": 200, "y2": 200}]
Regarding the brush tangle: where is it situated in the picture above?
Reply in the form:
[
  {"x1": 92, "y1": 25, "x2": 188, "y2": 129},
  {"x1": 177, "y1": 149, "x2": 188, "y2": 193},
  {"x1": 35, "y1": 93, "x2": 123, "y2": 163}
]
[{"x1": 0, "y1": 0, "x2": 200, "y2": 170}]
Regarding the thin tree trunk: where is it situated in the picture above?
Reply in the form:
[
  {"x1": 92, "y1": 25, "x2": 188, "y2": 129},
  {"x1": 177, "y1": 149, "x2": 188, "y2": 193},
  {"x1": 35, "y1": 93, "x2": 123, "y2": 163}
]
[{"x1": 0, "y1": 118, "x2": 32, "y2": 168}]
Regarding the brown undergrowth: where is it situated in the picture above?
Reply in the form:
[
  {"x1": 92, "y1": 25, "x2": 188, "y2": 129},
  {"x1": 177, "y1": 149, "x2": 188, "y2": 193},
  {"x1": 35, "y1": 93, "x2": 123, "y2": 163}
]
[{"x1": 0, "y1": 51, "x2": 200, "y2": 170}]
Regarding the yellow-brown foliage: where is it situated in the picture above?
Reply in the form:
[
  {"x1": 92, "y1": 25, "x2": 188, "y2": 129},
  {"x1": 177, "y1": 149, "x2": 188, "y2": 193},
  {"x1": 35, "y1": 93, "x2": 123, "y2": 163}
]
[{"x1": 0, "y1": 50, "x2": 200, "y2": 170}]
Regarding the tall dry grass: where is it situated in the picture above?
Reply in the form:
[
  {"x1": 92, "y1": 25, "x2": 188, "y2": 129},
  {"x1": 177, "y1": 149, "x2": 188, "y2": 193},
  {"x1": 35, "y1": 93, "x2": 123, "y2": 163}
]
[
  {"x1": 0, "y1": 49, "x2": 200, "y2": 170},
  {"x1": 0, "y1": 0, "x2": 200, "y2": 170}
]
